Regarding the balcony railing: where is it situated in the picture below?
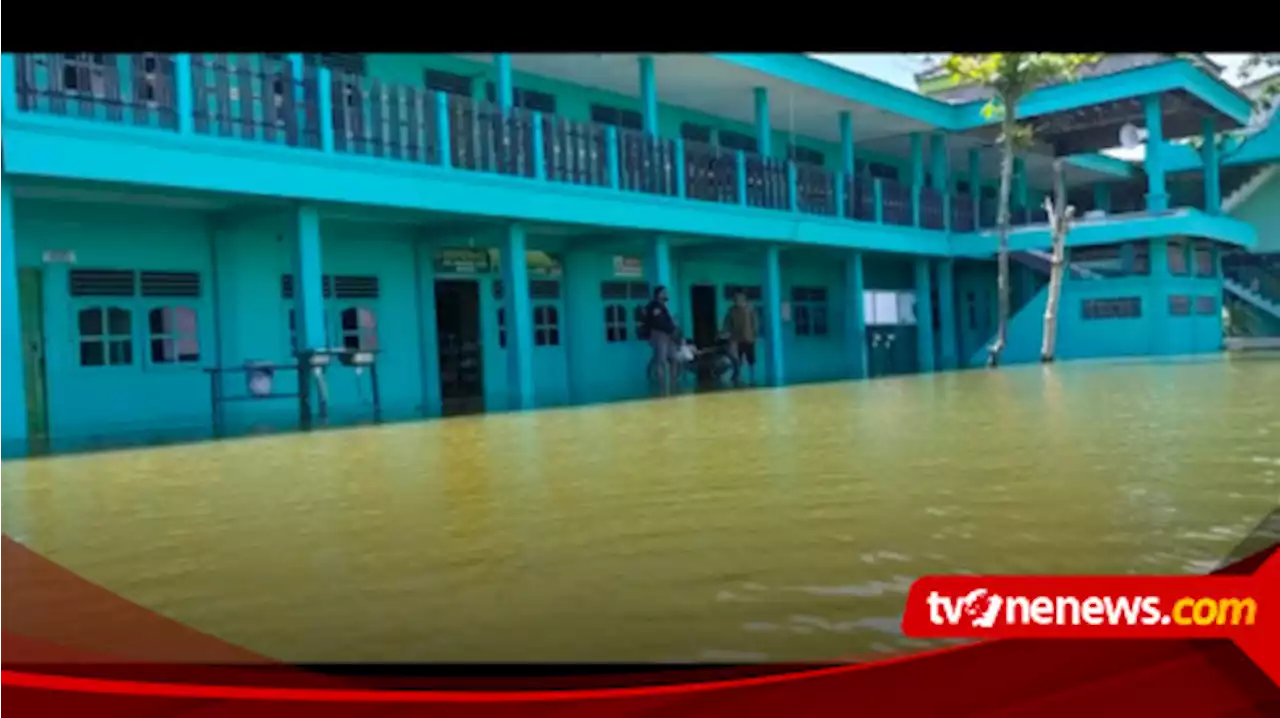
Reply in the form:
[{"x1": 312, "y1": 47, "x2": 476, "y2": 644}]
[{"x1": 8, "y1": 52, "x2": 1202, "y2": 235}]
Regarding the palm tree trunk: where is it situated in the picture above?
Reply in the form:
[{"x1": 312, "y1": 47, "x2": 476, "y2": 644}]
[
  {"x1": 987, "y1": 109, "x2": 1017, "y2": 368},
  {"x1": 1041, "y1": 159, "x2": 1069, "y2": 363}
]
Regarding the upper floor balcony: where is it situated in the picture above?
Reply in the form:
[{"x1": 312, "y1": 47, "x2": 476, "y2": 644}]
[{"x1": 1, "y1": 53, "x2": 1258, "y2": 256}]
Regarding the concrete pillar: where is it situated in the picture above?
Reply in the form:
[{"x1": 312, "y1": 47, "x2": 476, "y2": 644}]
[
  {"x1": 763, "y1": 246, "x2": 785, "y2": 386},
  {"x1": 294, "y1": 204, "x2": 327, "y2": 351},
  {"x1": 754, "y1": 87, "x2": 771, "y2": 156},
  {"x1": 647, "y1": 235, "x2": 675, "y2": 316},
  {"x1": 2, "y1": 179, "x2": 28, "y2": 451},
  {"x1": 910, "y1": 133, "x2": 925, "y2": 225},
  {"x1": 502, "y1": 223, "x2": 535, "y2": 410},
  {"x1": 839, "y1": 111, "x2": 855, "y2": 173},
  {"x1": 1143, "y1": 94, "x2": 1168, "y2": 212},
  {"x1": 638, "y1": 56, "x2": 658, "y2": 135},
  {"x1": 844, "y1": 251, "x2": 868, "y2": 379},
  {"x1": 936, "y1": 258, "x2": 957, "y2": 370},
  {"x1": 929, "y1": 133, "x2": 949, "y2": 191},
  {"x1": 494, "y1": 54, "x2": 513, "y2": 112},
  {"x1": 1201, "y1": 117, "x2": 1221, "y2": 214},
  {"x1": 415, "y1": 240, "x2": 442, "y2": 417},
  {"x1": 914, "y1": 258, "x2": 935, "y2": 372}
]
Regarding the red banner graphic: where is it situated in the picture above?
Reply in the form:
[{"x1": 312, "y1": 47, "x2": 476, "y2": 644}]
[
  {"x1": 3, "y1": 534, "x2": 1279, "y2": 715},
  {"x1": 902, "y1": 547, "x2": 1280, "y2": 684}
]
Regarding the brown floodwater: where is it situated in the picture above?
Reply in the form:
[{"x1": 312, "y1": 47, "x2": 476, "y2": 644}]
[{"x1": 3, "y1": 354, "x2": 1278, "y2": 663}]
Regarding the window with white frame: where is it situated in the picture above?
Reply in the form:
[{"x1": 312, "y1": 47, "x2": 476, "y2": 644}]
[{"x1": 863, "y1": 290, "x2": 917, "y2": 326}]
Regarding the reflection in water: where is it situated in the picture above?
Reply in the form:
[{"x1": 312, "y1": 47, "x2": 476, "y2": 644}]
[{"x1": 3, "y1": 356, "x2": 1278, "y2": 662}]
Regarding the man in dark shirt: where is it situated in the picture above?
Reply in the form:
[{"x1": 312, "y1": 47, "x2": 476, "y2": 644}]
[{"x1": 644, "y1": 285, "x2": 679, "y2": 395}]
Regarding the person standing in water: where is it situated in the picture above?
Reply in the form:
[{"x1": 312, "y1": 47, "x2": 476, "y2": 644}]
[
  {"x1": 722, "y1": 289, "x2": 758, "y2": 386},
  {"x1": 643, "y1": 285, "x2": 679, "y2": 395}
]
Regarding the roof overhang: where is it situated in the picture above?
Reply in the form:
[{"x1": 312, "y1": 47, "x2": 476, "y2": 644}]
[{"x1": 949, "y1": 60, "x2": 1253, "y2": 154}]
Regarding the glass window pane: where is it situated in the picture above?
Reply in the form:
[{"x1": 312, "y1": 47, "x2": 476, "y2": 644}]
[
  {"x1": 360, "y1": 329, "x2": 379, "y2": 352},
  {"x1": 341, "y1": 308, "x2": 358, "y2": 331},
  {"x1": 174, "y1": 306, "x2": 198, "y2": 334},
  {"x1": 151, "y1": 338, "x2": 174, "y2": 363},
  {"x1": 109, "y1": 339, "x2": 133, "y2": 365},
  {"x1": 357, "y1": 308, "x2": 376, "y2": 329},
  {"x1": 897, "y1": 292, "x2": 917, "y2": 325},
  {"x1": 863, "y1": 291, "x2": 877, "y2": 325},
  {"x1": 80, "y1": 340, "x2": 105, "y2": 366},
  {"x1": 875, "y1": 292, "x2": 899, "y2": 326},
  {"x1": 149, "y1": 307, "x2": 171, "y2": 334},
  {"x1": 79, "y1": 308, "x2": 104, "y2": 336},
  {"x1": 177, "y1": 336, "x2": 200, "y2": 362},
  {"x1": 108, "y1": 307, "x2": 132, "y2": 336}
]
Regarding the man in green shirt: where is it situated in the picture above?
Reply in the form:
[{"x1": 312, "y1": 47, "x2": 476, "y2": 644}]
[{"x1": 722, "y1": 289, "x2": 758, "y2": 386}]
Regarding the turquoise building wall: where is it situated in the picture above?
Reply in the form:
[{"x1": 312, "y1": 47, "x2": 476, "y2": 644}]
[{"x1": 1, "y1": 52, "x2": 1267, "y2": 455}]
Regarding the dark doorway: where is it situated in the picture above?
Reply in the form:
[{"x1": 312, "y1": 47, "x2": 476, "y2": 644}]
[
  {"x1": 689, "y1": 284, "x2": 719, "y2": 349},
  {"x1": 434, "y1": 279, "x2": 484, "y2": 416},
  {"x1": 688, "y1": 284, "x2": 720, "y2": 384}
]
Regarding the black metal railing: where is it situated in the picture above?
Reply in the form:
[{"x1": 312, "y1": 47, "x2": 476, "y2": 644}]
[
  {"x1": 744, "y1": 155, "x2": 789, "y2": 210},
  {"x1": 16, "y1": 52, "x2": 179, "y2": 130},
  {"x1": 331, "y1": 74, "x2": 440, "y2": 163},
  {"x1": 193, "y1": 54, "x2": 320, "y2": 148},
  {"x1": 11, "y1": 53, "x2": 1205, "y2": 234},
  {"x1": 542, "y1": 115, "x2": 609, "y2": 188},
  {"x1": 618, "y1": 128, "x2": 677, "y2": 196},
  {"x1": 880, "y1": 179, "x2": 914, "y2": 226},
  {"x1": 951, "y1": 193, "x2": 975, "y2": 232},
  {"x1": 919, "y1": 187, "x2": 946, "y2": 230},
  {"x1": 795, "y1": 165, "x2": 836, "y2": 216},
  {"x1": 683, "y1": 141, "x2": 740, "y2": 205}
]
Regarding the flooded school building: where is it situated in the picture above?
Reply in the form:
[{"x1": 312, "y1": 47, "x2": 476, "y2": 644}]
[{"x1": 2, "y1": 53, "x2": 1278, "y2": 455}]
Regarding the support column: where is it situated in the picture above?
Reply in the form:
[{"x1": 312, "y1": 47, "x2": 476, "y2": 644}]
[
  {"x1": 502, "y1": 223, "x2": 535, "y2": 410},
  {"x1": 910, "y1": 133, "x2": 925, "y2": 225},
  {"x1": 763, "y1": 246, "x2": 785, "y2": 386},
  {"x1": 294, "y1": 204, "x2": 327, "y2": 352},
  {"x1": 1143, "y1": 94, "x2": 1168, "y2": 212},
  {"x1": 494, "y1": 53, "x2": 513, "y2": 112},
  {"x1": 914, "y1": 258, "x2": 935, "y2": 372},
  {"x1": 2, "y1": 178, "x2": 28, "y2": 451},
  {"x1": 839, "y1": 112, "x2": 855, "y2": 173},
  {"x1": 415, "y1": 240, "x2": 442, "y2": 418},
  {"x1": 929, "y1": 134, "x2": 949, "y2": 191},
  {"x1": 1148, "y1": 235, "x2": 1171, "y2": 355},
  {"x1": 838, "y1": 112, "x2": 855, "y2": 218},
  {"x1": 844, "y1": 251, "x2": 868, "y2": 379},
  {"x1": 647, "y1": 235, "x2": 675, "y2": 316},
  {"x1": 1, "y1": 54, "x2": 18, "y2": 118},
  {"x1": 638, "y1": 56, "x2": 658, "y2": 135},
  {"x1": 936, "y1": 258, "x2": 957, "y2": 370},
  {"x1": 754, "y1": 87, "x2": 771, "y2": 156},
  {"x1": 1201, "y1": 117, "x2": 1221, "y2": 214}
]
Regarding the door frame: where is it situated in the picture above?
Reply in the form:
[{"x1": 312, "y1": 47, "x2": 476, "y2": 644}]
[
  {"x1": 433, "y1": 278, "x2": 485, "y2": 415},
  {"x1": 18, "y1": 267, "x2": 51, "y2": 443}
]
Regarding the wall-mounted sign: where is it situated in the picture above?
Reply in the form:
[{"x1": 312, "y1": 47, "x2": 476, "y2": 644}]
[
  {"x1": 613, "y1": 256, "x2": 643, "y2": 278},
  {"x1": 483, "y1": 250, "x2": 563, "y2": 277},
  {"x1": 436, "y1": 248, "x2": 493, "y2": 275},
  {"x1": 42, "y1": 250, "x2": 77, "y2": 264},
  {"x1": 526, "y1": 251, "x2": 562, "y2": 278}
]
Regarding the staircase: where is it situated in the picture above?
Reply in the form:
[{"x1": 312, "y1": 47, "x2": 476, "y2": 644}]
[
  {"x1": 1223, "y1": 278, "x2": 1280, "y2": 319},
  {"x1": 1012, "y1": 250, "x2": 1105, "y2": 280},
  {"x1": 1222, "y1": 163, "x2": 1278, "y2": 214}
]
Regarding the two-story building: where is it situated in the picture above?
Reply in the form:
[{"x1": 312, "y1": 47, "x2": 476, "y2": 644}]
[{"x1": 0, "y1": 52, "x2": 1266, "y2": 456}]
